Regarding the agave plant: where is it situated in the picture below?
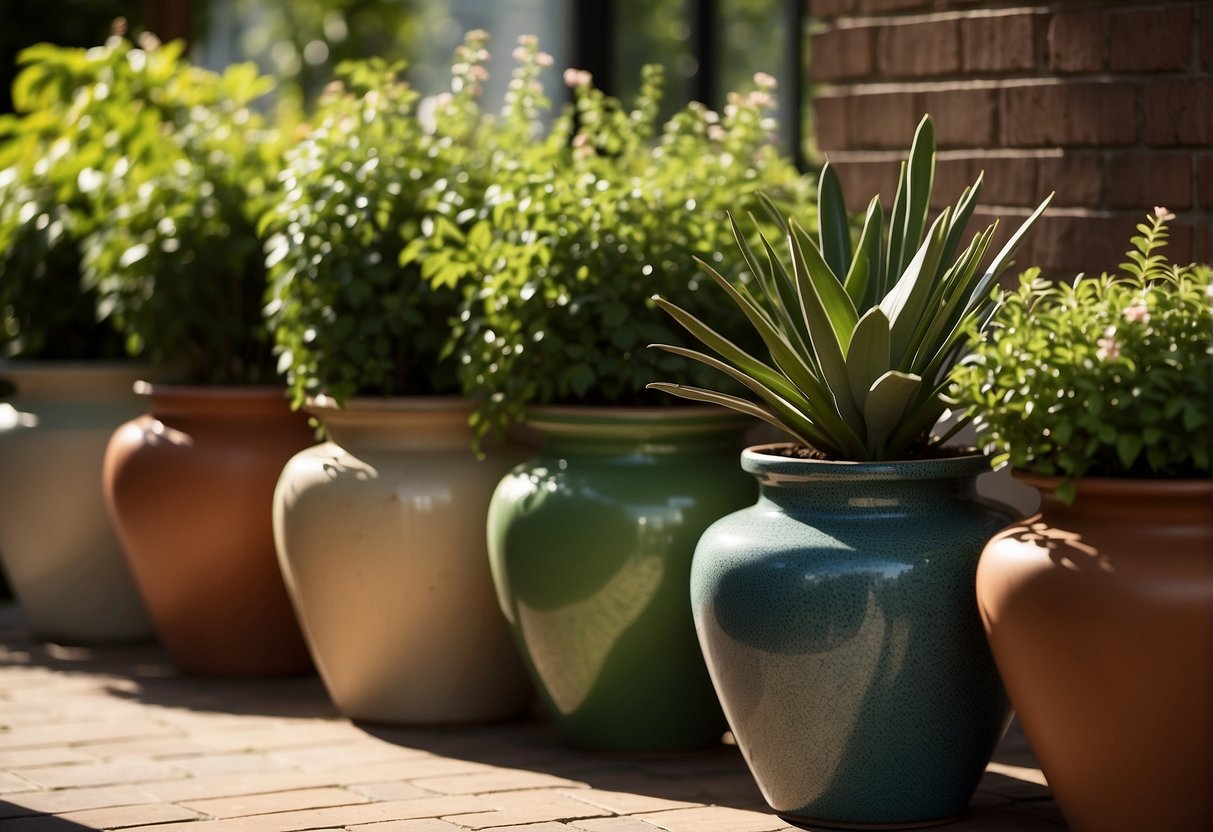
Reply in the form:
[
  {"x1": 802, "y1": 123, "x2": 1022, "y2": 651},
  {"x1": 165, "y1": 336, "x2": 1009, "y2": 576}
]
[{"x1": 648, "y1": 116, "x2": 1052, "y2": 461}]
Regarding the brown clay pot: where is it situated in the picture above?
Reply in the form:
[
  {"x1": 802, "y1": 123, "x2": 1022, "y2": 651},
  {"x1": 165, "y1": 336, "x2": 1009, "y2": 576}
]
[
  {"x1": 104, "y1": 384, "x2": 316, "y2": 676},
  {"x1": 976, "y1": 476, "x2": 1212, "y2": 832}
]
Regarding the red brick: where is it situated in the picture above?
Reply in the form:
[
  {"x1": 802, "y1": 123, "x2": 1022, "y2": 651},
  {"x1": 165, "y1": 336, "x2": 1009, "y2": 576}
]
[
  {"x1": 1001, "y1": 82, "x2": 1137, "y2": 147},
  {"x1": 1047, "y1": 11, "x2": 1105, "y2": 73},
  {"x1": 931, "y1": 159, "x2": 973, "y2": 210},
  {"x1": 1105, "y1": 154, "x2": 1192, "y2": 211},
  {"x1": 1197, "y1": 154, "x2": 1213, "y2": 210},
  {"x1": 845, "y1": 92, "x2": 920, "y2": 149},
  {"x1": 1021, "y1": 214, "x2": 1135, "y2": 276},
  {"x1": 963, "y1": 13, "x2": 1040, "y2": 74},
  {"x1": 1203, "y1": 7, "x2": 1213, "y2": 70},
  {"x1": 812, "y1": 96, "x2": 848, "y2": 154},
  {"x1": 1166, "y1": 221, "x2": 1196, "y2": 265},
  {"x1": 924, "y1": 87, "x2": 997, "y2": 149},
  {"x1": 1038, "y1": 155, "x2": 1103, "y2": 207},
  {"x1": 1108, "y1": 7, "x2": 1193, "y2": 72},
  {"x1": 811, "y1": 0, "x2": 856, "y2": 19},
  {"x1": 1144, "y1": 79, "x2": 1212, "y2": 146},
  {"x1": 863, "y1": 0, "x2": 931, "y2": 12},
  {"x1": 831, "y1": 159, "x2": 902, "y2": 207},
  {"x1": 810, "y1": 27, "x2": 875, "y2": 83},
  {"x1": 976, "y1": 157, "x2": 1041, "y2": 208},
  {"x1": 877, "y1": 19, "x2": 962, "y2": 78}
]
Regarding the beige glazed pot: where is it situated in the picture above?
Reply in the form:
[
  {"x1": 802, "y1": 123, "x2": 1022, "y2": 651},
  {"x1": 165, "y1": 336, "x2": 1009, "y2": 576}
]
[
  {"x1": 273, "y1": 396, "x2": 532, "y2": 725},
  {"x1": 976, "y1": 476, "x2": 1212, "y2": 832},
  {"x1": 0, "y1": 362, "x2": 152, "y2": 643},
  {"x1": 104, "y1": 384, "x2": 315, "y2": 676}
]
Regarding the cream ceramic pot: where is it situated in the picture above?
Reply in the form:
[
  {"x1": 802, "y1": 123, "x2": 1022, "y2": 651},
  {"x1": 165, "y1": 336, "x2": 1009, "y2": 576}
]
[
  {"x1": 0, "y1": 362, "x2": 152, "y2": 643},
  {"x1": 273, "y1": 396, "x2": 532, "y2": 725}
]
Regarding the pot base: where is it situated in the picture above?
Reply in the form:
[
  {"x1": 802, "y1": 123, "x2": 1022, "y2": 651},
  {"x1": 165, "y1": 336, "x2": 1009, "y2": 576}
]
[{"x1": 779, "y1": 812, "x2": 960, "y2": 831}]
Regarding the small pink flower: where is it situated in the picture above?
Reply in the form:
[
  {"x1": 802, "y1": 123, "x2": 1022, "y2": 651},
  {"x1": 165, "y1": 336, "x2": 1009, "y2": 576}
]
[
  {"x1": 469, "y1": 65, "x2": 489, "y2": 82},
  {"x1": 517, "y1": 34, "x2": 539, "y2": 47},
  {"x1": 1097, "y1": 336, "x2": 1121, "y2": 361},
  {"x1": 708, "y1": 124, "x2": 727, "y2": 142},
  {"x1": 753, "y1": 71, "x2": 777, "y2": 90},
  {"x1": 1153, "y1": 205, "x2": 1176, "y2": 222},
  {"x1": 563, "y1": 68, "x2": 592, "y2": 88},
  {"x1": 1122, "y1": 303, "x2": 1149, "y2": 324},
  {"x1": 536, "y1": 52, "x2": 554, "y2": 68},
  {"x1": 512, "y1": 46, "x2": 528, "y2": 62},
  {"x1": 747, "y1": 90, "x2": 776, "y2": 109}
]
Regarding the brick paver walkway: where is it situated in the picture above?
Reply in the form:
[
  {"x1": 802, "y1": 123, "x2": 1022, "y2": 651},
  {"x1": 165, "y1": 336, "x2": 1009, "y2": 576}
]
[{"x1": 0, "y1": 604, "x2": 1066, "y2": 831}]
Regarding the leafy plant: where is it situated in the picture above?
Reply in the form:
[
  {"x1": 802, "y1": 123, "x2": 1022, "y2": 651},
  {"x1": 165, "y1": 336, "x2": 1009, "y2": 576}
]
[
  {"x1": 949, "y1": 208, "x2": 1211, "y2": 502},
  {"x1": 648, "y1": 116, "x2": 1052, "y2": 461},
  {"x1": 410, "y1": 34, "x2": 815, "y2": 439},
  {"x1": 262, "y1": 54, "x2": 470, "y2": 407},
  {"x1": 70, "y1": 34, "x2": 282, "y2": 384}
]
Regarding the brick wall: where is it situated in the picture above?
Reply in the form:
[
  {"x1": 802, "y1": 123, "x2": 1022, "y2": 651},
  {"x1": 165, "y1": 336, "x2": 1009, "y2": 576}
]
[{"x1": 810, "y1": 1, "x2": 1212, "y2": 277}]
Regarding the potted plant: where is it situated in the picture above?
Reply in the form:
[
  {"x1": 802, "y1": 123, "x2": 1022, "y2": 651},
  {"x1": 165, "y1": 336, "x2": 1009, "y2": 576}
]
[
  {"x1": 648, "y1": 116, "x2": 1051, "y2": 826},
  {"x1": 416, "y1": 39, "x2": 816, "y2": 750},
  {"x1": 950, "y1": 208, "x2": 1211, "y2": 832},
  {"x1": 265, "y1": 37, "x2": 532, "y2": 725},
  {"x1": 0, "y1": 30, "x2": 169, "y2": 645},
  {"x1": 70, "y1": 33, "x2": 314, "y2": 676}
]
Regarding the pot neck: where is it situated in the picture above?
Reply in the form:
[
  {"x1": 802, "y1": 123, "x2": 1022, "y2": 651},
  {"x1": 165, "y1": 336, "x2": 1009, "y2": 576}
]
[
  {"x1": 743, "y1": 446, "x2": 992, "y2": 512},
  {"x1": 307, "y1": 396, "x2": 476, "y2": 451},
  {"x1": 1024, "y1": 475, "x2": 1213, "y2": 526},
  {"x1": 0, "y1": 361, "x2": 148, "y2": 402},
  {"x1": 140, "y1": 383, "x2": 296, "y2": 422},
  {"x1": 524, "y1": 406, "x2": 752, "y2": 456}
]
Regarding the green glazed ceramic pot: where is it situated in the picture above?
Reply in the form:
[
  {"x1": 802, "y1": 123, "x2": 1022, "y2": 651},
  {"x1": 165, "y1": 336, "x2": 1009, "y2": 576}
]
[
  {"x1": 487, "y1": 406, "x2": 755, "y2": 751},
  {"x1": 693, "y1": 445, "x2": 1013, "y2": 829}
]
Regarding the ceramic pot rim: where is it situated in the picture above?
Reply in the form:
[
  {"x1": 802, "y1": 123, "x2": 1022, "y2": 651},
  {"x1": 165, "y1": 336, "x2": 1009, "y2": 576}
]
[
  {"x1": 1014, "y1": 471, "x2": 1213, "y2": 499},
  {"x1": 525, "y1": 405, "x2": 753, "y2": 435},
  {"x1": 743, "y1": 443, "x2": 992, "y2": 481},
  {"x1": 134, "y1": 381, "x2": 293, "y2": 400},
  {"x1": 305, "y1": 394, "x2": 472, "y2": 416}
]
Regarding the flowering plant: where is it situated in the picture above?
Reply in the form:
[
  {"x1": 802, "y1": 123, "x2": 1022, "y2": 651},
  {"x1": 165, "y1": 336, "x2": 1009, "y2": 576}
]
[
  {"x1": 407, "y1": 35, "x2": 814, "y2": 438},
  {"x1": 948, "y1": 208, "x2": 1211, "y2": 502}
]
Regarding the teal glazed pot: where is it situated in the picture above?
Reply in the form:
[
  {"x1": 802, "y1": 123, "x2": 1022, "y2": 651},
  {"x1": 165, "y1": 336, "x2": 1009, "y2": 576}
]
[
  {"x1": 487, "y1": 407, "x2": 756, "y2": 751},
  {"x1": 693, "y1": 445, "x2": 1013, "y2": 829}
]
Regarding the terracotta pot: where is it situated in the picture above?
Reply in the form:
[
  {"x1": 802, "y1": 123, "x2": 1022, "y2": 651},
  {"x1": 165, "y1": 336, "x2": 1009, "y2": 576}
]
[
  {"x1": 976, "y1": 476, "x2": 1213, "y2": 832},
  {"x1": 0, "y1": 362, "x2": 153, "y2": 643},
  {"x1": 104, "y1": 384, "x2": 315, "y2": 676},
  {"x1": 273, "y1": 396, "x2": 532, "y2": 725}
]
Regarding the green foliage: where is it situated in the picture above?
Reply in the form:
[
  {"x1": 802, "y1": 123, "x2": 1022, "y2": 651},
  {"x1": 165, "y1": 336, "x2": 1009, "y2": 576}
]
[
  {"x1": 648, "y1": 116, "x2": 1052, "y2": 461},
  {"x1": 409, "y1": 35, "x2": 815, "y2": 438},
  {"x1": 49, "y1": 35, "x2": 281, "y2": 384},
  {"x1": 949, "y1": 209, "x2": 1212, "y2": 501},
  {"x1": 262, "y1": 53, "x2": 469, "y2": 407},
  {"x1": 0, "y1": 33, "x2": 279, "y2": 378}
]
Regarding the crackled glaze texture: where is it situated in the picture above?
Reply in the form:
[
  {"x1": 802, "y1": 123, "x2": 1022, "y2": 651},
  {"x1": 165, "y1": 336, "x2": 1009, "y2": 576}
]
[
  {"x1": 693, "y1": 446, "x2": 1013, "y2": 829},
  {"x1": 487, "y1": 407, "x2": 755, "y2": 751}
]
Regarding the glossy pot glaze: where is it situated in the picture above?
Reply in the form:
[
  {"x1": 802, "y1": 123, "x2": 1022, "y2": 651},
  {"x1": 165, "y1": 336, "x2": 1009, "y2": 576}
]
[
  {"x1": 104, "y1": 384, "x2": 314, "y2": 676},
  {"x1": 977, "y1": 476, "x2": 1212, "y2": 832},
  {"x1": 273, "y1": 397, "x2": 532, "y2": 725},
  {"x1": 0, "y1": 362, "x2": 152, "y2": 643},
  {"x1": 693, "y1": 446, "x2": 1014, "y2": 829},
  {"x1": 487, "y1": 407, "x2": 755, "y2": 751}
]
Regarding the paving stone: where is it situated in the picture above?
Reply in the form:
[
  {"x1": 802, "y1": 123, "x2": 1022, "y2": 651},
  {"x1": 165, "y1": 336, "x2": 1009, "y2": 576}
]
[
  {"x1": 79, "y1": 737, "x2": 215, "y2": 759},
  {"x1": 124, "y1": 795, "x2": 493, "y2": 832},
  {"x1": 635, "y1": 806, "x2": 792, "y2": 832},
  {"x1": 181, "y1": 786, "x2": 369, "y2": 819},
  {"x1": 347, "y1": 781, "x2": 437, "y2": 801},
  {"x1": 3, "y1": 784, "x2": 160, "y2": 814},
  {"x1": 0, "y1": 719, "x2": 175, "y2": 750},
  {"x1": 0, "y1": 770, "x2": 39, "y2": 794},
  {"x1": 139, "y1": 769, "x2": 348, "y2": 802},
  {"x1": 573, "y1": 817, "x2": 668, "y2": 832},
  {"x1": 169, "y1": 751, "x2": 284, "y2": 778},
  {"x1": 267, "y1": 739, "x2": 427, "y2": 769},
  {"x1": 0, "y1": 747, "x2": 95, "y2": 769},
  {"x1": 59, "y1": 801, "x2": 204, "y2": 828},
  {"x1": 13, "y1": 758, "x2": 182, "y2": 789},
  {"x1": 415, "y1": 769, "x2": 587, "y2": 795},
  {"x1": 347, "y1": 821, "x2": 471, "y2": 832},
  {"x1": 442, "y1": 791, "x2": 613, "y2": 829},
  {"x1": 560, "y1": 788, "x2": 699, "y2": 815}
]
